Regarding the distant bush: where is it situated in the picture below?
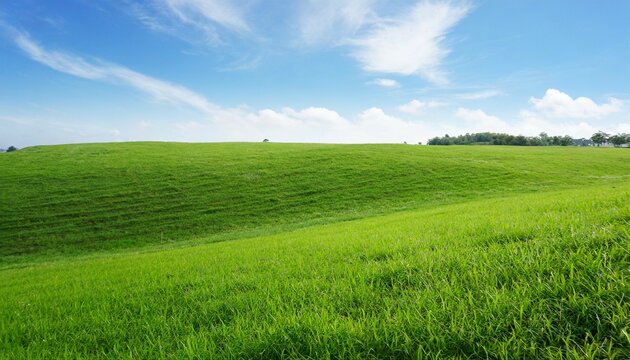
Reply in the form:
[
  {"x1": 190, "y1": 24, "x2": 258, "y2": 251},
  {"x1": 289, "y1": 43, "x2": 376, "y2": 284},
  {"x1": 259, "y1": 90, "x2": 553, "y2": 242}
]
[{"x1": 6, "y1": 146, "x2": 17, "y2": 152}]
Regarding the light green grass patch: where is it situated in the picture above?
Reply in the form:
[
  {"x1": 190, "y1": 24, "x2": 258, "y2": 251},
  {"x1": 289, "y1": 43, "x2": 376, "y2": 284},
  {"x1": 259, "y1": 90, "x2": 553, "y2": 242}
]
[
  {"x1": 1, "y1": 143, "x2": 629, "y2": 264},
  {"x1": 1, "y1": 185, "x2": 628, "y2": 358}
]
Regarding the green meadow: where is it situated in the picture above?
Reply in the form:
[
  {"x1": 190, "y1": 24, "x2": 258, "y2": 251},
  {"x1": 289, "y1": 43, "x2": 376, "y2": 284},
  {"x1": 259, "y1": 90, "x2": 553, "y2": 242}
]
[{"x1": 0, "y1": 143, "x2": 629, "y2": 358}]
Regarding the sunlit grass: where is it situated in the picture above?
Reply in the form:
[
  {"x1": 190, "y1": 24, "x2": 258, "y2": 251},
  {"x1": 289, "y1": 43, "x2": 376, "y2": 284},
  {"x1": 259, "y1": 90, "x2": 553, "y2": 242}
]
[
  {"x1": 1, "y1": 143, "x2": 628, "y2": 358},
  {"x1": 1, "y1": 143, "x2": 629, "y2": 264},
  {"x1": 0, "y1": 185, "x2": 628, "y2": 358}
]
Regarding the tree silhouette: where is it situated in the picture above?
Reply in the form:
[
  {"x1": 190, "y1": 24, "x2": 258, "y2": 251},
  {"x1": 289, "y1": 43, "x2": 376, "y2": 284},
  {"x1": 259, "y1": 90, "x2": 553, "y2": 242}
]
[{"x1": 590, "y1": 131, "x2": 609, "y2": 147}]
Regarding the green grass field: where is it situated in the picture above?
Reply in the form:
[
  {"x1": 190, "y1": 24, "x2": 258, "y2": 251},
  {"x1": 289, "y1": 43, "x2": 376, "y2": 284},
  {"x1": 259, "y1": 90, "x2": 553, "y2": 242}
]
[
  {"x1": 1, "y1": 143, "x2": 629, "y2": 263},
  {"x1": 0, "y1": 143, "x2": 629, "y2": 358}
]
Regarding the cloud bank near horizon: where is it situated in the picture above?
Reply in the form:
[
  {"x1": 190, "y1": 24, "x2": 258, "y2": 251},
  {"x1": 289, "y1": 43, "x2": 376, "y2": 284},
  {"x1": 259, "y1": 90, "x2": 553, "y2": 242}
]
[{"x1": 0, "y1": 2, "x2": 628, "y2": 148}]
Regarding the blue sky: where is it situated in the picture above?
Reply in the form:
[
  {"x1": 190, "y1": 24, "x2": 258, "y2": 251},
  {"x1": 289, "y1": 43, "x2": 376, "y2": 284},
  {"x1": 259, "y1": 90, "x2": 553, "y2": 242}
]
[{"x1": 1, "y1": 0, "x2": 629, "y2": 147}]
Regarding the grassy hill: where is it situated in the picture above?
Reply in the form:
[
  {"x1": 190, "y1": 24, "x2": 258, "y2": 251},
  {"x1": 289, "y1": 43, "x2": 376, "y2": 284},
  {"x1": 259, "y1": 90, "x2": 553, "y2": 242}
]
[
  {"x1": 0, "y1": 143, "x2": 629, "y2": 358},
  {"x1": 1, "y1": 142, "x2": 629, "y2": 262},
  {"x1": 0, "y1": 185, "x2": 628, "y2": 358}
]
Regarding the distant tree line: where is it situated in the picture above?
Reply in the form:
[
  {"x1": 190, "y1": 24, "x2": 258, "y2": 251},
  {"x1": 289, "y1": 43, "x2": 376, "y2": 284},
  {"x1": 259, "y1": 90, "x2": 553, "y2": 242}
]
[
  {"x1": 427, "y1": 132, "x2": 629, "y2": 147},
  {"x1": 427, "y1": 132, "x2": 573, "y2": 146},
  {"x1": 590, "y1": 131, "x2": 630, "y2": 147}
]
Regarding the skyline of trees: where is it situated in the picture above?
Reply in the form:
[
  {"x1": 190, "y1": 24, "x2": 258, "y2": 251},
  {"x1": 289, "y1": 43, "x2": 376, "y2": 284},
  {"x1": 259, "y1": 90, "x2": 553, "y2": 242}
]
[{"x1": 428, "y1": 132, "x2": 629, "y2": 147}]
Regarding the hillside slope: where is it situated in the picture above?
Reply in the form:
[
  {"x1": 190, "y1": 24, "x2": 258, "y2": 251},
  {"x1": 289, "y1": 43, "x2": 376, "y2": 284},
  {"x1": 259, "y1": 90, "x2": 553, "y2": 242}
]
[
  {"x1": 1, "y1": 143, "x2": 629, "y2": 261},
  {"x1": 1, "y1": 185, "x2": 628, "y2": 358}
]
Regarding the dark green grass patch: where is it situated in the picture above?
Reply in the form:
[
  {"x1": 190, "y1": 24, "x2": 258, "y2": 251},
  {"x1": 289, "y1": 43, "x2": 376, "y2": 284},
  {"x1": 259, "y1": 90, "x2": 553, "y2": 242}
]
[
  {"x1": 1, "y1": 143, "x2": 629, "y2": 262},
  {"x1": 0, "y1": 185, "x2": 628, "y2": 358}
]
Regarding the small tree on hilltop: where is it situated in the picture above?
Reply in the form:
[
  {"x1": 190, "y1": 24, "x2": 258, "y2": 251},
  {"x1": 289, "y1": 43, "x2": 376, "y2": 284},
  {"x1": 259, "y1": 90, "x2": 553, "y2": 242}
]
[
  {"x1": 590, "y1": 131, "x2": 608, "y2": 147},
  {"x1": 6, "y1": 146, "x2": 17, "y2": 152}
]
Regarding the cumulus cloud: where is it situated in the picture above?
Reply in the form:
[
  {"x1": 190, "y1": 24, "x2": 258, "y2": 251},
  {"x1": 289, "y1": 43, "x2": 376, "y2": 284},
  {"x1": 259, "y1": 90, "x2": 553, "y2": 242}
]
[
  {"x1": 399, "y1": 99, "x2": 446, "y2": 115},
  {"x1": 369, "y1": 78, "x2": 400, "y2": 88},
  {"x1": 210, "y1": 107, "x2": 350, "y2": 142},
  {"x1": 455, "y1": 108, "x2": 510, "y2": 133},
  {"x1": 352, "y1": 107, "x2": 431, "y2": 141},
  {"x1": 454, "y1": 107, "x2": 622, "y2": 139},
  {"x1": 13, "y1": 31, "x2": 218, "y2": 114},
  {"x1": 516, "y1": 110, "x2": 596, "y2": 138},
  {"x1": 178, "y1": 106, "x2": 433, "y2": 143},
  {"x1": 144, "y1": 106, "x2": 630, "y2": 144},
  {"x1": 529, "y1": 89, "x2": 623, "y2": 119},
  {"x1": 349, "y1": 0, "x2": 470, "y2": 84},
  {"x1": 298, "y1": 0, "x2": 376, "y2": 45}
]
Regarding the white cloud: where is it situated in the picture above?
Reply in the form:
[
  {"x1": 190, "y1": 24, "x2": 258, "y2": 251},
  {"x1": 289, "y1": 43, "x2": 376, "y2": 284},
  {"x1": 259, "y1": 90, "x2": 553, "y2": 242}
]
[
  {"x1": 457, "y1": 90, "x2": 502, "y2": 100},
  {"x1": 6, "y1": 103, "x2": 627, "y2": 148},
  {"x1": 209, "y1": 106, "x2": 351, "y2": 142},
  {"x1": 516, "y1": 110, "x2": 596, "y2": 138},
  {"x1": 399, "y1": 99, "x2": 446, "y2": 115},
  {"x1": 7, "y1": 29, "x2": 435, "y2": 144},
  {"x1": 0, "y1": 115, "x2": 33, "y2": 125},
  {"x1": 529, "y1": 89, "x2": 623, "y2": 119},
  {"x1": 369, "y1": 78, "x2": 400, "y2": 88},
  {"x1": 455, "y1": 108, "x2": 510, "y2": 133},
  {"x1": 298, "y1": 0, "x2": 376, "y2": 45},
  {"x1": 193, "y1": 106, "x2": 435, "y2": 143},
  {"x1": 161, "y1": 0, "x2": 250, "y2": 34},
  {"x1": 454, "y1": 107, "x2": 619, "y2": 139},
  {"x1": 14, "y1": 33, "x2": 107, "y2": 80},
  {"x1": 350, "y1": 0, "x2": 470, "y2": 84},
  {"x1": 1, "y1": 116, "x2": 129, "y2": 148},
  {"x1": 138, "y1": 109, "x2": 629, "y2": 144},
  {"x1": 126, "y1": 0, "x2": 250, "y2": 46},
  {"x1": 8, "y1": 27, "x2": 628, "y2": 146},
  {"x1": 13, "y1": 31, "x2": 218, "y2": 115},
  {"x1": 221, "y1": 54, "x2": 263, "y2": 71},
  {"x1": 353, "y1": 107, "x2": 428, "y2": 141},
  {"x1": 127, "y1": 1, "x2": 468, "y2": 83}
]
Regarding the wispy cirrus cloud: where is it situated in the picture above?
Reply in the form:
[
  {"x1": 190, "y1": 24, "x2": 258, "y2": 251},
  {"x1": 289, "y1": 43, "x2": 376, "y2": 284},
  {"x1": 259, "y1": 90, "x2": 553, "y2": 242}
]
[
  {"x1": 368, "y1": 78, "x2": 400, "y2": 88},
  {"x1": 12, "y1": 30, "x2": 218, "y2": 114},
  {"x1": 126, "y1": 0, "x2": 251, "y2": 46},
  {"x1": 297, "y1": 0, "x2": 376, "y2": 45},
  {"x1": 399, "y1": 99, "x2": 446, "y2": 115},
  {"x1": 162, "y1": 0, "x2": 250, "y2": 34},
  {"x1": 127, "y1": 0, "x2": 469, "y2": 85},
  {"x1": 349, "y1": 1, "x2": 470, "y2": 84},
  {"x1": 457, "y1": 89, "x2": 502, "y2": 100},
  {"x1": 0, "y1": 115, "x2": 33, "y2": 125}
]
